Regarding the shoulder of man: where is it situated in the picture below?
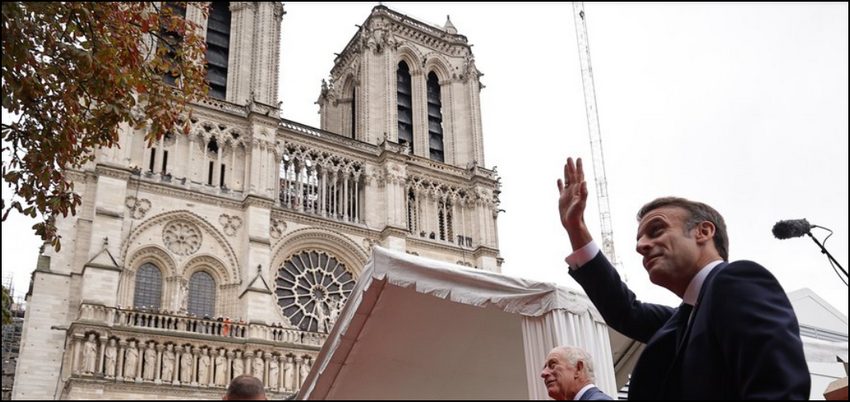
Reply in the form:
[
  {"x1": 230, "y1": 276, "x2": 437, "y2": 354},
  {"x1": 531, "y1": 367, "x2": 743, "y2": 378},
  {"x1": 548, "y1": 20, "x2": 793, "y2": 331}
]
[
  {"x1": 701, "y1": 259, "x2": 795, "y2": 314},
  {"x1": 707, "y1": 260, "x2": 781, "y2": 288}
]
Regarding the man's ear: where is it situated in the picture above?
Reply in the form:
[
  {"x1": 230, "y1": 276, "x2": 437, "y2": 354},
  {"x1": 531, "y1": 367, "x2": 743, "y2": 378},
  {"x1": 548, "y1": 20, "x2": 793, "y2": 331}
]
[
  {"x1": 695, "y1": 221, "x2": 716, "y2": 245},
  {"x1": 575, "y1": 360, "x2": 584, "y2": 374}
]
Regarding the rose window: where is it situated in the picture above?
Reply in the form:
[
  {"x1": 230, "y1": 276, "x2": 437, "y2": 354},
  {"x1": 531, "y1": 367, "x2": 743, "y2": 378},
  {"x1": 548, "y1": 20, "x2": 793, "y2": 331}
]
[
  {"x1": 162, "y1": 220, "x2": 202, "y2": 256},
  {"x1": 276, "y1": 250, "x2": 355, "y2": 332}
]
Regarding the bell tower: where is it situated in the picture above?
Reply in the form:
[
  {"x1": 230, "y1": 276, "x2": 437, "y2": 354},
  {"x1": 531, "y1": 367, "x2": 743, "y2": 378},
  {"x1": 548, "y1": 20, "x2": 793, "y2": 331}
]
[{"x1": 318, "y1": 6, "x2": 487, "y2": 170}]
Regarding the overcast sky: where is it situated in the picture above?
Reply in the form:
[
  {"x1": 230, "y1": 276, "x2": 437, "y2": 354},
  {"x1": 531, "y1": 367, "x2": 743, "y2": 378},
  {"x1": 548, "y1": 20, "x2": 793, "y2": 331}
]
[{"x1": 3, "y1": 3, "x2": 847, "y2": 316}]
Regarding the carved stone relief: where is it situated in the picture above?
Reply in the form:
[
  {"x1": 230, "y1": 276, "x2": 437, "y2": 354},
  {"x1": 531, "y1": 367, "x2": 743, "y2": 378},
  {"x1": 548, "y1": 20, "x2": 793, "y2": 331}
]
[
  {"x1": 270, "y1": 219, "x2": 287, "y2": 240},
  {"x1": 125, "y1": 197, "x2": 152, "y2": 220},
  {"x1": 162, "y1": 220, "x2": 202, "y2": 256},
  {"x1": 218, "y1": 214, "x2": 243, "y2": 237}
]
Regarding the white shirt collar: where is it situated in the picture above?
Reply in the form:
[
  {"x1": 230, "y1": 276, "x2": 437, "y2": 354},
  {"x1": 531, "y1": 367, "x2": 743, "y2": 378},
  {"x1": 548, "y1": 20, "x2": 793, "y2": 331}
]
[
  {"x1": 682, "y1": 260, "x2": 723, "y2": 306},
  {"x1": 574, "y1": 383, "x2": 597, "y2": 400}
]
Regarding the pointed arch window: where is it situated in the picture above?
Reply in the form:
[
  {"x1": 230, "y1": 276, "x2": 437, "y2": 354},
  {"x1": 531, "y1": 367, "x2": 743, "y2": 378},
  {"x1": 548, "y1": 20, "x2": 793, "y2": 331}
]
[
  {"x1": 407, "y1": 189, "x2": 418, "y2": 233},
  {"x1": 160, "y1": 2, "x2": 187, "y2": 86},
  {"x1": 397, "y1": 61, "x2": 414, "y2": 150},
  {"x1": 133, "y1": 263, "x2": 162, "y2": 309},
  {"x1": 206, "y1": 1, "x2": 231, "y2": 100},
  {"x1": 188, "y1": 271, "x2": 216, "y2": 317},
  {"x1": 427, "y1": 72, "x2": 445, "y2": 162}
]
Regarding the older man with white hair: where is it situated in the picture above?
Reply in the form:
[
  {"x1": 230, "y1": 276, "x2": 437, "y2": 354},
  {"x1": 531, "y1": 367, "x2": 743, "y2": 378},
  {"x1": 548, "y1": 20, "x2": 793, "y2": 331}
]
[{"x1": 540, "y1": 346, "x2": 612, "y2": 400}]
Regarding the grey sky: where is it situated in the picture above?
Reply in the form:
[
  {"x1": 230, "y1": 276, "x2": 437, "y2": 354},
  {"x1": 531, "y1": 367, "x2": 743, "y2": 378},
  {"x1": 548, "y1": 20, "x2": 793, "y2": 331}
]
[{"x1": 3, "y1": 3, "x2": 847, "y2": 315}]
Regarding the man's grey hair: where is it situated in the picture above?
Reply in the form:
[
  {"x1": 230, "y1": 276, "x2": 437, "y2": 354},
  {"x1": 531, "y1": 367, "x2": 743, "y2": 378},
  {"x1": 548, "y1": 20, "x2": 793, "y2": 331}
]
[{"x1": 558, "y1": 346, "x2": 596, "y2": 382}]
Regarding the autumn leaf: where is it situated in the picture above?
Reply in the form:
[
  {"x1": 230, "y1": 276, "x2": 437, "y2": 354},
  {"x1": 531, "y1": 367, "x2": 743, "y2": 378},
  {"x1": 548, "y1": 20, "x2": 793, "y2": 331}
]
[{"x1": 2, "y1": 2, "x2": 210, "y2": 250}]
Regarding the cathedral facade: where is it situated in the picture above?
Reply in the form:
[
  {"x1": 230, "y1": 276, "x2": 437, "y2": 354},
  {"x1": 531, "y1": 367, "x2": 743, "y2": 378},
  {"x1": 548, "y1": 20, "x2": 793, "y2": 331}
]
[{"x1": 12, "y1": 3, "x2": 501, "y2": 399}]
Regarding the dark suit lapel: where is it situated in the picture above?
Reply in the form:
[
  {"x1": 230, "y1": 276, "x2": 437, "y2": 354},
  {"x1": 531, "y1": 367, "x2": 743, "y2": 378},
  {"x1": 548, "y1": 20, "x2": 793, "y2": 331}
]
[{"x1": 677, "y1": 262, "x2": 727, "y2": 354}]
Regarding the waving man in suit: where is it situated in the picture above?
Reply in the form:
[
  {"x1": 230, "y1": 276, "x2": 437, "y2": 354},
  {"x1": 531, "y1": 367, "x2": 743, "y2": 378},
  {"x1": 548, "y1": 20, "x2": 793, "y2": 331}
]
[{"x1": 556, "y1": 157, "x2": 809, "y2": 399}]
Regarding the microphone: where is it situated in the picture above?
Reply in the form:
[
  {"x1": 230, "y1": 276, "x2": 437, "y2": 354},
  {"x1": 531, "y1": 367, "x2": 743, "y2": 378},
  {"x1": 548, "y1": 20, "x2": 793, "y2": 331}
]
[{"x1": 772, "y1": 219, "x2": 812, "y2": 239}]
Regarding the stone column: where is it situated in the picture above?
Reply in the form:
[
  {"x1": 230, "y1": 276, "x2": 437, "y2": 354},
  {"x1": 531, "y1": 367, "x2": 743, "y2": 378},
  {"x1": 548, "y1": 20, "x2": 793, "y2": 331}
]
[
  {"x1": 294, "y1": 356, "x2": 303, "y2": 387},
  {"x1": 201, "y1": 137, "x2": 209, "y2": 185},
  {"x1": 72, "y1": 335, "x2": 84, "y2": 375},
  {"x1": 226, "y1": 351, "x2": 234, "y2": 383},
  {"x1": 191, "y1": 346, "x2": 200, "y2": 386},
  {"x1": 136, "y1": 342, "x2": 144, "y2": 382},
  {"x1": 116, "y1": 340, "x2": 126, "y2": 381},
  {"x1": 97, "y1": 334, "x2": 108, "y2": 376},
  {"x1": 188, "y1": 135, "x2": 196, "y2": 183},
  {"x1": 343, "y1": 171, "x2": 350, "y2": 221},
  {"x1": 155, "y1": 344, "x2": 164, "y2": 384},
  {"x1": 320, "y1": 168, "x2": 328, "y2": 217},
  {"x1": 353, "y1": 172, "x2": 361, "y2": 223},
  {"x1": 296, "y1": 162, "x2": 304, "y2": 212},
  {"x1": 216, "y1": 139, "x2": 223, "y2": 187},
  {"x1": 272, "y1": 148, "x2": 281, "y2": 200},
  {"x1": 230, "y1": 143, "x2": 238, "y2": 189}
]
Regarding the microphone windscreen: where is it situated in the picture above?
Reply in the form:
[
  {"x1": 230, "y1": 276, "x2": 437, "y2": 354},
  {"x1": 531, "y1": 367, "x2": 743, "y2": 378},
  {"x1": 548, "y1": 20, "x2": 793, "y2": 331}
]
[{"x1": 772, "y1": 219, "x2": 811, "y2": 239}]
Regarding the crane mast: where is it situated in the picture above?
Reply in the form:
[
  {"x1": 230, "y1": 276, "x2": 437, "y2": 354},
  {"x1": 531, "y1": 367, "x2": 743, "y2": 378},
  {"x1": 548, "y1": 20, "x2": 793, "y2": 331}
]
[{"x1": 572, "y1": 3, "x2": 621, "y2": 273}]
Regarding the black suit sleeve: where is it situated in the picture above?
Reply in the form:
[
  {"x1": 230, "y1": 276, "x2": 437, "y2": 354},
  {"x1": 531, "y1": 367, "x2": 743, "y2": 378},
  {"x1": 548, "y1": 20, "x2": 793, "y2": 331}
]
[
  {"x1": 707, "y1": 261, "x2": 810, "y2": 399},
  {"x1": 569, "y1": 251, "x2": 674, "y2": 343}
]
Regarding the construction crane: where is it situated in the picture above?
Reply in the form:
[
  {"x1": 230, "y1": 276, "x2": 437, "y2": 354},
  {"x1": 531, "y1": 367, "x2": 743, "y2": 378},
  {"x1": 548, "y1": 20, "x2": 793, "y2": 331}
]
[{"x1": 572, "y1": 3, "x2": 623, "y2": 276}]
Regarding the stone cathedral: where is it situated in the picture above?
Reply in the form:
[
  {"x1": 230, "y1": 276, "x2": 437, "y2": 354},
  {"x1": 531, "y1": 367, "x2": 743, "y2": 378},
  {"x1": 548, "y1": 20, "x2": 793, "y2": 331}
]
[{"x1": 12, "y1": 3, "x2": 501, "y2": 399}]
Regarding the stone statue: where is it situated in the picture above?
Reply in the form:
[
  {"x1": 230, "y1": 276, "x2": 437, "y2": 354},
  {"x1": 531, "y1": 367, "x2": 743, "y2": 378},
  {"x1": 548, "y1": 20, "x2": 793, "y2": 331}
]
[
  {"x1": 180, "y1": 345, "x2": 193, "y2": 383},
  {"x1": 180, "y1": 282, "x2": 189, "y2": 314},
  {"x1": 283, "y1": 355, "x2": 295, "y2": 392},
  {"x1": 299, "y1": 356, "x2": 311, "y2": 386},
  {"x1": 214, "y1": 349, "x2": 227, "y2": 386},
  {"x1": 267, "y1": 356, "x2": 279, "y2": 389},
  {"x1": 232, "y1": 351, "x2": 244, "y2": 378},
  {"x1": 252, "y1": 353, "x2": 264, "y2": 380},
  {"x1": 328, "y1": 297, "x2": 345, "y2": 329},
  {"x1": 104, "y1": 338, "x2": 117, "y2": 377},
  {"x1": 198, "y1": 349, "x2": 211, "y2": 385},
  {"x1": 315, "y1": 301, "x2": 328, "y2": 334},
  {"x1": 124, "y1": 341, "x2": 139, "y2": 379},
  {"x1": 161, "y1": 344, "x2": 175, "y2": 382},
  {"x1": 81, "y1": 334, "x2": 98, "y2": 375},
  {"x1": 143, "y1": 343, "x2": 157, "y2": 380}
]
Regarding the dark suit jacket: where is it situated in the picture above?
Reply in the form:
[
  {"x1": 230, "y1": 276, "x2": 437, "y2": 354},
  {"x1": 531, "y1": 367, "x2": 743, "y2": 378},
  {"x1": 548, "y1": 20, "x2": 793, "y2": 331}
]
[
  {"x1": 570, "y1": 252, "x2": 810, "y2": 399},
  {"x1": 579, "y1": 386, "x2": 613, "y2": 400}
]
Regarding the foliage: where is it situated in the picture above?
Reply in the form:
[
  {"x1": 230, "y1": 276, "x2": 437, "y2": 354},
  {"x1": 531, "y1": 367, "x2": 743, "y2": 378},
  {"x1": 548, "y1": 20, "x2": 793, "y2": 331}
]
[{"x1": 2, "y1": 2, "x2": 209, "y2": 251}]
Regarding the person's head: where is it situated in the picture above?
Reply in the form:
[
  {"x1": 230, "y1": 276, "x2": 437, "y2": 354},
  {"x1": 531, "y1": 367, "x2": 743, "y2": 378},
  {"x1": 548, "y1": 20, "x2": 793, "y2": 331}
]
[
  {"x1": 540, "y1": 346, "x2": 596, "y2": 400},
  {"x1": 635, "y1": 197, "x2": 728, "y2": 297},
  {"x1": 223, "y1": 375, "x2": 267, "y2": 400}
]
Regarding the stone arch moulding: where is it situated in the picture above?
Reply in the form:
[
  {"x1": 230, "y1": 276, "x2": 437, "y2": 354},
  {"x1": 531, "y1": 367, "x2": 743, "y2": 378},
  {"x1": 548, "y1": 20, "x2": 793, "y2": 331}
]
[
  {"x1": 119, "y1": 245, "x2": 177, "y2": 308},
  {"x1": 125, "y1": 245, "x2": 179, "y2": 277},
  {"x1": 422, "y1": 52, "x2": 453, "y2": 83},
  {"x1": 395, "y1": 45, "x2": 424, "y2": 76},
  {"x1": 120, "y1": 210, "x2": 240, "y2": 281},
  {"x1": 180, "y1": 254, "x2": 235, "y2": 285},
  {"x1": 340, "y1": 72, "x2": 358, "y2": 95},
  {"x1": 270, "y1": 227, "x2": 369, "y2": 280}
]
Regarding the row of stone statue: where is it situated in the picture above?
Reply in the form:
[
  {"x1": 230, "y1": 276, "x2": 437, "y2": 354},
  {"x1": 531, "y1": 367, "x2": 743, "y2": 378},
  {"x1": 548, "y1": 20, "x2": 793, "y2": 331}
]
[{"x1": 76, "y1": 333, "x2": 314, "y2": 393}]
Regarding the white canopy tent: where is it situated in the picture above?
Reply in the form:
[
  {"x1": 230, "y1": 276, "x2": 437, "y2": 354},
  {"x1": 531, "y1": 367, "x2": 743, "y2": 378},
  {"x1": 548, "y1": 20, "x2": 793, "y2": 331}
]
[{"x1": 298, "y1": 247, "x2": 621, "y2": 399}]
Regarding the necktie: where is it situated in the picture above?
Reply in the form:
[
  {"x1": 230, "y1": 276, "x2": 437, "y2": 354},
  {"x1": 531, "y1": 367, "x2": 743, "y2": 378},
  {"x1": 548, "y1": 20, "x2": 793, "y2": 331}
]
[{"x1": 675, "y1": 303, "x2": 694, "y2": 347}]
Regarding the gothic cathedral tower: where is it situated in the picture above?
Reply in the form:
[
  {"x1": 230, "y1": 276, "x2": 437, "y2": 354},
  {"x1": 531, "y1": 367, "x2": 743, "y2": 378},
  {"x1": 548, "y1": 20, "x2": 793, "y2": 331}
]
[{"x1": 13, "y1": 4, "x2": 500, "y2": 399}]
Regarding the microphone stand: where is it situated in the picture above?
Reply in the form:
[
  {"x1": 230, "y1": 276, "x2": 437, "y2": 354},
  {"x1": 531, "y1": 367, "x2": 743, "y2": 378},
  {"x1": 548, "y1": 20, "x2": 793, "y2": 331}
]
[{"x1": 805, "y1": 231, "x2": 848, "y2": 277}]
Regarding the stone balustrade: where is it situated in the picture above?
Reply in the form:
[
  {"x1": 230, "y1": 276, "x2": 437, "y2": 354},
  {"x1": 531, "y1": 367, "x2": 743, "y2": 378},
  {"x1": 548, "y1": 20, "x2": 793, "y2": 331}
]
[
  {"x1": 77, "y1": 304, "x2": 327, "y2": 346},
  {"x1": 68, "y1": 304, "x2": 326, "y2": 395}
]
